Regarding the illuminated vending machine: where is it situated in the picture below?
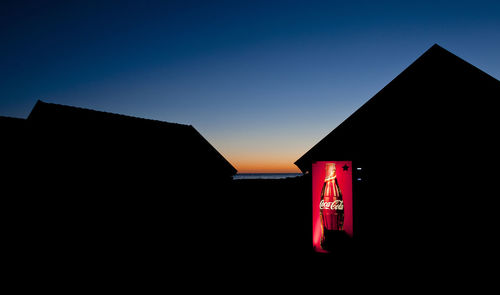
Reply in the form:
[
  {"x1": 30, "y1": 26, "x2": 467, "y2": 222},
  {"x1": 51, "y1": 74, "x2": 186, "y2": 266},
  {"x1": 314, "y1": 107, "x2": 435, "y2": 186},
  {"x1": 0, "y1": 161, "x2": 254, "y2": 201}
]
[{"x1": 312, "y1": 161, "x2": 353, "y2": 252}]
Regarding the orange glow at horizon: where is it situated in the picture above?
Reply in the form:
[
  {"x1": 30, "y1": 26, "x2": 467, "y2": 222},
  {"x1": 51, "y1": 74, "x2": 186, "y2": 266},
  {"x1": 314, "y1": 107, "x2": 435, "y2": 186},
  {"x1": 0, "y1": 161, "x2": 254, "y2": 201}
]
[
  {"x1": 209, "y1": 129, "x2": 314, "y2": 174},
  {"x1": 227, "y1": 156, "x2": 302, "y2": 174}
]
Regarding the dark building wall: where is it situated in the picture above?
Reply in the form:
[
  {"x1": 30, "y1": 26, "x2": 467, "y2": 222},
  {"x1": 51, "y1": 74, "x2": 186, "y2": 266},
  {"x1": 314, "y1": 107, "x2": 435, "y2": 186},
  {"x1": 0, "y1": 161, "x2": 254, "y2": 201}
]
[
  {"x1": 4, "y1": 101, "x2": 239, "y2": 266},
  {"x1": 296, "y1": 45, "x2": 500, "y2": 260}
]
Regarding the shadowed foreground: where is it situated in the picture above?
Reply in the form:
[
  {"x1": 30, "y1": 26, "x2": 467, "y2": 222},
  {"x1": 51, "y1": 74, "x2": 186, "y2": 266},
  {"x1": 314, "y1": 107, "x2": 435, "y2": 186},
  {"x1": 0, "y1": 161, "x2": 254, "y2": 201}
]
[{"x1": 5, "y1": 174, "x2": 496, "y2": 286}]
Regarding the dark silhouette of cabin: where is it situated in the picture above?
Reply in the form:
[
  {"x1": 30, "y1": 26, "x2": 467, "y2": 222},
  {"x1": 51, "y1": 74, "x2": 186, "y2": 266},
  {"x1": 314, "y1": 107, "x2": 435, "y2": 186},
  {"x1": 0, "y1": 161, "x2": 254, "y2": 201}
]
[
  {"x1": 295, "y1": 44, "x2": 500, "y2": 262},
  {"x1": 3, "y1": 100, "x2": 237, "y2": 265}
]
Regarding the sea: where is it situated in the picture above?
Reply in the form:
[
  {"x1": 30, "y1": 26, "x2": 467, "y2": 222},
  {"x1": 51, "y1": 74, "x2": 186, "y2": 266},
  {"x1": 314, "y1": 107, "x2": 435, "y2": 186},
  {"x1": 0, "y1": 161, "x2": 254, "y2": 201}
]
[{"x1": 233, "y1": 173, "x2": 303, "y2": 180}]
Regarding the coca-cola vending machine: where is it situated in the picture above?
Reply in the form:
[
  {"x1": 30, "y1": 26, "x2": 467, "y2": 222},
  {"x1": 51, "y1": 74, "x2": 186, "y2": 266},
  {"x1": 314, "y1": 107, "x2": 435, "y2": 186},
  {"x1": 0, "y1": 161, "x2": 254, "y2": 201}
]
[{"x1": 312, "y1": 161, "x2": 353, "y2": 252}]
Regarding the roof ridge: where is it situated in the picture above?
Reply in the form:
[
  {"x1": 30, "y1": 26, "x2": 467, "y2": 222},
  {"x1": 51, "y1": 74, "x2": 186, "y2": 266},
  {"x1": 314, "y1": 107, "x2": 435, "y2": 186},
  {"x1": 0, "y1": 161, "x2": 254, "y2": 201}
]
[
  {"x1": 425, "y1": 44, "x2": 500, "y2": 82},
  {"x1": 0, "y1": 115, "x2": 25, "y2": 120},
  {"x1": 35, "y1": 100, "x2": 191, "y2": 127},
  {"x1": 294, "y1": 44, "x2": 500, "y2": 171}
]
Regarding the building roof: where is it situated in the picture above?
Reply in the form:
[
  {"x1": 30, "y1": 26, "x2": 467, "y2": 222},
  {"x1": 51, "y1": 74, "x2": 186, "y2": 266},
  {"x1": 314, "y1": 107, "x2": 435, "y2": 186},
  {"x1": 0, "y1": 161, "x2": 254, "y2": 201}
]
[
  {"x1": 27, "y1": 100, "x2": 190, "y2": 129},
  {"x1": 27, "y1": 100, "x2": 237, "y2": 177},
  {"x1": 295, "y1": 44, "x2": 500, "y2": 173}
]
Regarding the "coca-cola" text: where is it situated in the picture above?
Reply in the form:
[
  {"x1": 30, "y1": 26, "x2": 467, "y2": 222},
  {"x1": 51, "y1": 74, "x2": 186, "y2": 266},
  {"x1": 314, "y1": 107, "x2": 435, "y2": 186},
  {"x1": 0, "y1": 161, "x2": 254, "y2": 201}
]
[{"x1": 320, "y1": 200, "x2": 343, "y2": 210}]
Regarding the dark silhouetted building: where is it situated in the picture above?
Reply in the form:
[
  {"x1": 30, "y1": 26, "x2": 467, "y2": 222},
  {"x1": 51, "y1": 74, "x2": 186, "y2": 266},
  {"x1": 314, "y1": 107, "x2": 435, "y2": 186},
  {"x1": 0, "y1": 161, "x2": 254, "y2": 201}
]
[
  {"x1": 295, "y1": 44, "x2": 500, "y2": 262},
  {"x1": 3, "y1": 100, "x2": 237, "y2": 266}
]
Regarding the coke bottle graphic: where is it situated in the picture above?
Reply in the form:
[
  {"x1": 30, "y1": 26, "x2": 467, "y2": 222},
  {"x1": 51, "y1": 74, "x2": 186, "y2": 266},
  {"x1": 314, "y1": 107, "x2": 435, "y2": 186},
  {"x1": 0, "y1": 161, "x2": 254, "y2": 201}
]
[{"x1": 319, "y1": 163, "x2": 344, "y2": 249}]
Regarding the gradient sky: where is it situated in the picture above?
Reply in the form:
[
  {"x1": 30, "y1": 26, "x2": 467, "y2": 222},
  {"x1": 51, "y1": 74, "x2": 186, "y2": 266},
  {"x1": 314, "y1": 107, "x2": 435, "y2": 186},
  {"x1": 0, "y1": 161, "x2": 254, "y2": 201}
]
[{"x1": 1, "y1": 0, "x2": 499, "y2": 173}]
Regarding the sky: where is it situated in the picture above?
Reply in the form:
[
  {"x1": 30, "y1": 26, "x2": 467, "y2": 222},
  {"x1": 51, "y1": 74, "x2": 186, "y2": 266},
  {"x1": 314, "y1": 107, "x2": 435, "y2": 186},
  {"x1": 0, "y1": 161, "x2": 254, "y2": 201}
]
[{"x1": 1, "y1": 0, "x2": 499, "y2": 173}]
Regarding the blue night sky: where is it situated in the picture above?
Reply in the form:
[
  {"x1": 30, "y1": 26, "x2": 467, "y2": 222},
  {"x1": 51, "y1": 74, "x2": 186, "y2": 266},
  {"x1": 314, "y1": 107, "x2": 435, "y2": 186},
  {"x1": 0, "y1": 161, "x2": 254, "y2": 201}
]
[{"x1": 1, "y1": 0, "x2": 499, "y2": 172}]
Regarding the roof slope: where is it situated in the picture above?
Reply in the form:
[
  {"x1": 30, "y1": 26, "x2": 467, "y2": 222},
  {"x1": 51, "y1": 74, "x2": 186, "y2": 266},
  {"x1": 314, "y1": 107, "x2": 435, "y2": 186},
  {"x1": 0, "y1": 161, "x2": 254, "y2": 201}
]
[
  {"x1": 295, "y1": 44, "x2": 500, "y2": 173},
  {"x1": 27, "y1": 100, "x2": 237, "y2": 177}
]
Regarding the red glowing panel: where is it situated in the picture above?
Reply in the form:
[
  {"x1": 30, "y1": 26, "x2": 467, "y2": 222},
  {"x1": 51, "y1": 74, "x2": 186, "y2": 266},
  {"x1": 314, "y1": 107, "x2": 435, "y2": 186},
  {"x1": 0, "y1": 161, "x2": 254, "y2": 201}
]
[{"x1": 312, "y1": 161, "x2": 353, "y2": 252}]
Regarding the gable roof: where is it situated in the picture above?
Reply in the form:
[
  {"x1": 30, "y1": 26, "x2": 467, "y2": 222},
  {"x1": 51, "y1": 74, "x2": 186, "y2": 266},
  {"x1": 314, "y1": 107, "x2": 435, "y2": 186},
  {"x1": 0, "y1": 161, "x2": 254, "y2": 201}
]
[
  {"x1": 27, "y1": 100, "x2": 237, "y2": 176},
  {"x1": 1, "y1": 115, "x2": 26, "y2": 128},
  {"x1": 27, "y1": 100, "x2": 188, "y2": 129},
  {"x1": 295, "y1": 44, "x2": 500, "y2": 173}
]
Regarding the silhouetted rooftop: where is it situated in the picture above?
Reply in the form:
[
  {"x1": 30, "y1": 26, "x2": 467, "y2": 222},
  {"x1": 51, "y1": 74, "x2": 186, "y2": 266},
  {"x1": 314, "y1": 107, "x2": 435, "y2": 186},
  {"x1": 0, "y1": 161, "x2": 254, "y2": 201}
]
[
  {"x1": 295, "y1": 44, "x2": 500, "y2": 172},
  {"x1": 27, "y1": 100, "x2": 192, "y2": 129},
  {"x1": 24, "y1": 100, "x2": 237, "y2": 177}
]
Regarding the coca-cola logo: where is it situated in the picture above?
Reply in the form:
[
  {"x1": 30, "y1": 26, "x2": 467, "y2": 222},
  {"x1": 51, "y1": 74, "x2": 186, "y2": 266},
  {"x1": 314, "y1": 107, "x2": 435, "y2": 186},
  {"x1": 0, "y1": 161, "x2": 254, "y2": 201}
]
[{"x1": 320, "y1": 200, "x2": 343, "y2": 210}]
